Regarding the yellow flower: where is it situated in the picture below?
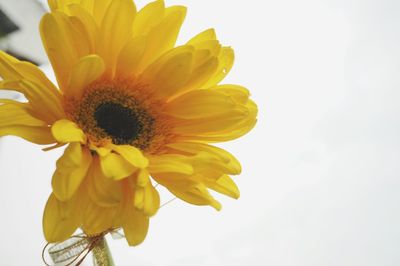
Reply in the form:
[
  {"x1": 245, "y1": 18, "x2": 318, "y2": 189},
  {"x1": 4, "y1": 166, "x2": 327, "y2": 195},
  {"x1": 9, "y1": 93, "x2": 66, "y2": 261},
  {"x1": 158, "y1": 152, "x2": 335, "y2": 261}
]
[{"x1": 0, "y1": 0, "x2": 257, "y2": 246}]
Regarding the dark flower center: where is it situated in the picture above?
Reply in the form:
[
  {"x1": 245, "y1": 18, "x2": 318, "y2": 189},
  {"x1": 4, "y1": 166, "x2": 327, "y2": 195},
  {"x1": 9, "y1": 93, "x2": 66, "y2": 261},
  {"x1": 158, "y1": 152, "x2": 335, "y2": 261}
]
[{"x1": 94, "y1": 102, "x2": 142, "y2": 145}]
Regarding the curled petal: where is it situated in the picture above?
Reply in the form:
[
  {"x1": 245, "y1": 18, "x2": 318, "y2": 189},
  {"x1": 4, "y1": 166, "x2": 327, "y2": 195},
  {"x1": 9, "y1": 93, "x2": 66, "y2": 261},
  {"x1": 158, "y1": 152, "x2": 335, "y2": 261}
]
[
  {"x1": 204, "y1": 175, "x2": 240, "y2": 199},
  {"x1": 109, "y1": 144, "x2": 149, "y2": 169},
  {"x1": 51, "y1": 119, "x2": 87, "y2": 144},
  {"x1": 100, "y1": 152, "x2": 136, "y2": 180}
]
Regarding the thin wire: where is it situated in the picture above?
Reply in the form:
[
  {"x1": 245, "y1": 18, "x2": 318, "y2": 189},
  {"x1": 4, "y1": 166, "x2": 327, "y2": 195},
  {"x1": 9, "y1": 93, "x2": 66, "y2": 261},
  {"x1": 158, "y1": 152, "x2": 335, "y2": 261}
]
[{"x1": 160, "y1": 197, "x2": 177, "y2": 209}]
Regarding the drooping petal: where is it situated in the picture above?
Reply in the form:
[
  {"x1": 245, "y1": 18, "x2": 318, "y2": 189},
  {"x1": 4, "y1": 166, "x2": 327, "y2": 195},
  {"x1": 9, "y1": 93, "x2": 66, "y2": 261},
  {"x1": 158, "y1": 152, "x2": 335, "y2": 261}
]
[
  {"x1": 87, "y1": 158, "x2": 122, "y2": 207},
  {"x1": 133, "y1": 178, "x2": 160, "y2": 217},
  {"x1": 0, "y1": 125, "x2": 55, "y2": 144},
  {"x1": 52, "y1": 143, "x2": 92, "y2": 201},
  {"x1": 43, "y1": 192, "x2": 88, "y2": 243},
  {"x1": 51, "y1": 119, "x2": 87, "y2": 144},
  {"x1": 154, "y1": 174, "x2": 221, "y2": 211},
  {"x1": 0, "y1": 52, "x2": 64, "y2": 123},
  {"x1": 0, "y1": 51, "x2": 61, "y2": 98},
  {"x1": 83, "y1": 201, "x2": 117, "y2": 235},
  {"x1": 137, "y1": 169, "x2": 150, "y2": 187},
  {"x1": 142, "y1": 182, "x2": 160, "y2": 216},
  {"x1": 121, "y1": 199, "x2": 149, "y2": 246},
  {"x1": 0, "y1": 101, "x2": 54, "y2": 144},
  {"x1": 0, "y1": 101, "x2": 47, "y2": 127}
]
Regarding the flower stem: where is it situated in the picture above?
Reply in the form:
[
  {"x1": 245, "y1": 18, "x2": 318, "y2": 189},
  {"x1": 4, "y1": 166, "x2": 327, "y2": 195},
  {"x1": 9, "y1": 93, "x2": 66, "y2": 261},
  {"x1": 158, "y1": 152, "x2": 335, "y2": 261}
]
[{"x1": 92, "y1": 236, "x2": 115, "y2": 266}]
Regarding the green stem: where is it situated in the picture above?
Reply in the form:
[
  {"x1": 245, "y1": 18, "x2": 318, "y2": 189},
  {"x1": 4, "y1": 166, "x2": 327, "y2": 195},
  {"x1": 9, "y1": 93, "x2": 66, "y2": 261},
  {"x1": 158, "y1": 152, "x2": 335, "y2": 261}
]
[{"x1": 92, "y1": 236, "x2": 115, "y2": 266}]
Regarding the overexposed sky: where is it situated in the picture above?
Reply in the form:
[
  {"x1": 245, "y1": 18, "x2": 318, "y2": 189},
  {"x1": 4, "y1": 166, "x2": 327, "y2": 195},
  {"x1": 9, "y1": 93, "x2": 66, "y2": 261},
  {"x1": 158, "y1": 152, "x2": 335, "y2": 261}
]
[{"x1": 1, "y1": 0, "x2": 400, "y2": 265}]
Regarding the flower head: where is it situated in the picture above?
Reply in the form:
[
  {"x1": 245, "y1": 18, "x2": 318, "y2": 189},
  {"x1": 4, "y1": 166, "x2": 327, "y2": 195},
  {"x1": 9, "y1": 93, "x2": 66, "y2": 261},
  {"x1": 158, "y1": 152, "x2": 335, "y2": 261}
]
[{"x1": 0, "y1": 0, "x2": 257, "y2": 246}]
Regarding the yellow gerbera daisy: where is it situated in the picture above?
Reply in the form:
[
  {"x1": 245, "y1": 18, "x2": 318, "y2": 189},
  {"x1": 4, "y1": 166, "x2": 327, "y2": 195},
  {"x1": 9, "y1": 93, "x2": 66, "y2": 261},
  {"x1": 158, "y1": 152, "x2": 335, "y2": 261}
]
[{"x1": 0, "y1": 0, "x2": 257, "y2": 246}]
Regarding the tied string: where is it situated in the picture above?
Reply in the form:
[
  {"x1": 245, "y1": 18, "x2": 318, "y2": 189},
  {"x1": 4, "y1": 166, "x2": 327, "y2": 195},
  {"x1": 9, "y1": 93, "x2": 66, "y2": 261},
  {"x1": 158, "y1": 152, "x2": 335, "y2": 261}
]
[
  {"x1": 42, "y1": 229, "x2": 121, "y2": 266},
  {"x1": 41, "y1": 196, "x2": 176, "y2": 266}
]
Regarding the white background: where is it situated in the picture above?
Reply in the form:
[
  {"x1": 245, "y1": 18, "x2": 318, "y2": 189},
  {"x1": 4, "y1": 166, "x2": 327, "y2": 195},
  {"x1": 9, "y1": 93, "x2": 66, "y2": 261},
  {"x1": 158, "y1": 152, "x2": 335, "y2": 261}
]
[{"x1": 1, "y1": 0, "x2": 400, "y2": 265}]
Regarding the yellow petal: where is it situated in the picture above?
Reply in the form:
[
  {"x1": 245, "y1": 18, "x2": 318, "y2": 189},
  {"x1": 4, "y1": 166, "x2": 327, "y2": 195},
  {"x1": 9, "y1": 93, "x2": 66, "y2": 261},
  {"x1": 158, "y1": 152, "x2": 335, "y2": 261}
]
[
  {"x1": 142, "y1": 182, "x2": 160, "y2": 216},
  {"x1": 88, "y1": 159, "x2": 122, "y2": 207},
  {"x1": 40, "y1": 12, "x2": 91, "y2": 90},
  {"x1": 43, "y1": 192, "x2": 88, "y2": 243},
  {"x1": 100, "y1": 152, "x2": 136, "y2": 180},
  {"x1": 0, "y1": 125, "x2": 55, "y2": 145},
  {"x1": 51, "y1": 119, "x2": 87, "y2": 143},
  {"x1": 0, "y1": 51, "x2": 61, "y2": 99},
  {"x1": 139, "y1": 6, "x2": 186, "y2": 69},
  {"x1": 116, "y1": 36, "x2": 146, "y2": 77},
  {"x1": 217, "y1": 85, "x2": 250, "y2": 104},
  {"x1": 67, "y1": 4, "x2": 98, "y2": 51},
  {"x1": 179, "y1": 99, "x2": 258, "y2": 142},
  {"x1": 48, "y1": 0, "x2": 85, "y2": 12},
  {"x1": 204, "y1": 175, "x2": 240, "y2": 199},
  {"x1": 187, "y1": 29, "x2": 217, "y2": 44},
  {"x1": 161, "y1": 177, "x2": 221, "y2": 210},
  {"x1": 173, "y1": 109, "x2": 249, "y2": 135},
  {"x1": 132, "y1": 0, "x2": 165, "y2": 37},
  {"x1": 109, "y1": 144, "x2": 148, "y2": 169},
  {"x1": 52, "y1": 143, "x2": 92, "y2": 201},
  {"x1": 166, "y1": 89, "x2": 236, "y2": 119},
  {"x1": 137, "y1": 169, "x2": 150, "y2": 187},
  {"x1": 67, "y1": 55, "x2": 105, "y2": 99},
  {"x1": 83, "y1": 201, "x2": 117, "y2": 235},
  {"x1": 122, "y1": 202, "x2": 149, "y2": 246},
  {"x1": 92, "y1": 0, "x2": 113, "y2": 25},
  {"x1": 148, "y1": 154, "x2": 193, "y2": 175},
  {"x1": 0, "y1": 102, "x2": 46, "y2": 127},
  {"x1": 167, "y1": 142, "x2": 241, "y2": 175},
  {"x1": 142, "y1": 50, "x2": 193, "y2": 99},
  {"x1": 202, "y1": 47, "x2": 235, "y2": 89},
  {"x1": 98, "y1": 0, "x2": 136, "y2": 78},
  {"x1": 140, "y1": 45, "x2": 193, "y2": 78},
  {"x1": 0, "y1": 52, "x2": 64, "y2": 123},
  {"x1": 134, "y1": 186, "x2": 145, "y2": 209},
  {"x1": 90, "y1": 143, "x2": 112, "y2": 157},
  {"x1": 182, "y1": 57, "x2": 218, "y2": 93}
]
